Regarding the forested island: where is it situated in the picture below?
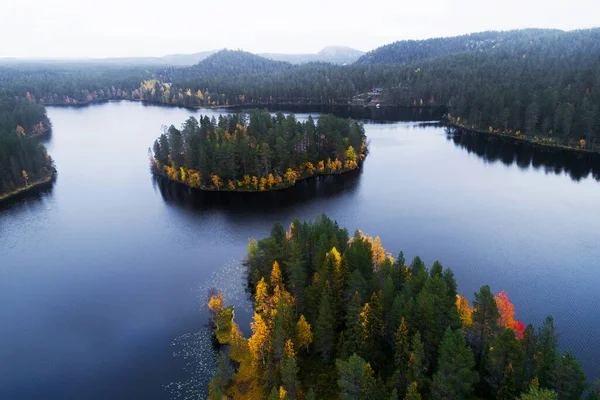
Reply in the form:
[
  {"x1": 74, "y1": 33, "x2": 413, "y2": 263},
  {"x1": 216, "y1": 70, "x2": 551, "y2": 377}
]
[
  {"x1": 1, "y1": 29, "x2": 598, "y2": 153},
  {"x1": 150, "y1": 111, "x2": 366, "y2": 191},
  {"x1": 207, "y1": 216, "x2": 592, "y2": 399},
  {"x1": 0, "y1": 90, "x2": 54, "y2": 200}
]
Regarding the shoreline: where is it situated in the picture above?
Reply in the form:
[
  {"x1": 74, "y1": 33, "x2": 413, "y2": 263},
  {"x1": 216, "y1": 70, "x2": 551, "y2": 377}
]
[
  {"x1": 0, "y1": 170, "x2": 56, "y2": 203},
  {"x1": 44, "y1": 97, "x2": 442, "y2": 112},
  {"x1": 445, "y1": 121, "x2": 599, "y2": 156},
  {"x1": 152, "y1": 163, "x2": 363, "y2": 194}
]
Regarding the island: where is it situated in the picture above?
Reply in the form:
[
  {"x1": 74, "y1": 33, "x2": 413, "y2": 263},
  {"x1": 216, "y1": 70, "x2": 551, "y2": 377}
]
[
  {"x1": 150, "y1": 111, "x2": 367, "y2": 192},
  {"x1": 207, "y1": 216, "x2": 588, "y2": 399},
  {"x1": 0, "y1": 91, "x2": 55, "y2": 202}
]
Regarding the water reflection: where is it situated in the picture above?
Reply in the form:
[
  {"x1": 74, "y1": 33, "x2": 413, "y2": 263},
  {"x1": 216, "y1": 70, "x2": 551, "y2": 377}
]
[
  {"x1": 233, "y1": 104, "x2": 446, "y2": 123},
  {"x1": 448, "y1": 129, "x2": 600, "y2": 182},
  {"x1": 153, "y1": 168, "x2": 362, "y2": 213},
  {"x1": 0, "y1": 176, "x2": 56, "y2": 213}
]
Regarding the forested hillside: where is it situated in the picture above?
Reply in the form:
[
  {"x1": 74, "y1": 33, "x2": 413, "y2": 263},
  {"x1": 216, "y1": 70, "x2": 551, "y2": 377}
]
[
  {"x1": 151, "y1": 111, "x2": 366, "y2": 191},
  {"x1": 354, "y1": 29, "x2": 561, "y2": 65},
  {"x1": 207, "y1": 216, "x2": 588, "y2": 399},
  {"x1": 0, "y1": 90, "x2": 54, "y2": 197}
]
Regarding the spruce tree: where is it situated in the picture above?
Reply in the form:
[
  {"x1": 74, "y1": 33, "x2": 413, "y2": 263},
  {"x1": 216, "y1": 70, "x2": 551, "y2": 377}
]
[{"x1": 430, "y1": 328, "x2": 477, "y2": 399}]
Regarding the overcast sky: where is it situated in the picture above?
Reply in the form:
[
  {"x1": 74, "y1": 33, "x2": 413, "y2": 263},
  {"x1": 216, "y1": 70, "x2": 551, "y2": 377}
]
[{"x1": 1, "y1": 0, "x2": 598, "y2": 58}]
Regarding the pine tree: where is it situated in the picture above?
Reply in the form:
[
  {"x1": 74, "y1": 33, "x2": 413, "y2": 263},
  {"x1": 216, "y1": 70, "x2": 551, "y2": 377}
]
[
  {"x1": 315, "y1": 286, "x2": 335, "y2": 362},
  {"x1": 469, "y1": 285, "x2": 500, "y2": 370},
  {"x1": 341, "y1": 291, "x2": 364, "y2": 359},
  {"x1": 407, "y1": 331, "x2": 427, "y2": 391},
  {"x1": 361, "y1": 292, "x2": 384, "y2": 366},
  {"x1": 208, "y1": 351, "x2": 232, "y2": 399},
  {"x1": 497, "y1": 363, "x2": 517, "y2": 400},
  {"x1": 538, "y1": 316, "x2": 559, "y2": 388},
  {"x1": 337, "y1": 354, "x2": 367, "y2": 400},
  {"x1": 280, "y1": 339, "x2": 299, "y2": 400},
  {"x1": 487, "y1": 328, "x2": 524, "y2": 395},
  {"x1": 430, "y1": 328, "x2": 477, "y2": 399},
  {"x1": 549, "y1": 352, "x2": 586, "y2": 400}
]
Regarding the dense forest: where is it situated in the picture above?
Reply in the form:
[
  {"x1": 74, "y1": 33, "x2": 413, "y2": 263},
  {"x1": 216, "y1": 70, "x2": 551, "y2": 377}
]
[
  {"x1": 151, "y1": 111, "x2": 366, "y2": 191},
  {"x1": 207, "y1": 216, "x2": 593, "y2": 399},
  {"x1": 0, "y1": 90, "x2": 54, "y2": 197},
  {"x1": 0, "y1": 29, "x2": 598, "y2": 151}
]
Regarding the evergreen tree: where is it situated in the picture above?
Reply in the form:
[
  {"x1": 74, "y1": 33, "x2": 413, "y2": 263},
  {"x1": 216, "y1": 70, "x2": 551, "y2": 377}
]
[
  {"x1": 468, "y1": 285, "x2": 500, "y2": 370},
  {"x1": 315, "y1": 286, "x2": 335, "y2": 362},
  {"x1": 280, "y1": 339, "x2": 299, "y2": 400},
  {"x1": 486, "y1": 328, "x2": 524, "y2": 395},
  {"x1": 430, "y1": 328, "x2": 477, "y2": 399}
]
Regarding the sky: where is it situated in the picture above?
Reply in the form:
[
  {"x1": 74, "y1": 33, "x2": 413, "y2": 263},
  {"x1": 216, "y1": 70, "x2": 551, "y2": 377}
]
[{"x1": 1, "y1": 0, "x2": 598, "y2": 58}]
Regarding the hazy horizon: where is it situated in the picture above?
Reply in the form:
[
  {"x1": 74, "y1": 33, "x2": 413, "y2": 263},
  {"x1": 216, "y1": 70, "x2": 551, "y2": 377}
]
[{"x1": 1, "y1": 0, "x2": 598, "y2": 59}]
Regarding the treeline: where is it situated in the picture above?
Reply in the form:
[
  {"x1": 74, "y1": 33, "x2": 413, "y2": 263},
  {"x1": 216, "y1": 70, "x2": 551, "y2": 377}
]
[
  {"x1": 151, "y1": 111, "x2": 366, "y2": 191},
  {"x1": 0, "y1": 90, "x2": 54, "y2": 196},
  {"x1": 207, "y1": 216, "x2": 591, "y2": 399},
  {"x1": 0, "y1": 64, "x2": 151, "y2": 105}
]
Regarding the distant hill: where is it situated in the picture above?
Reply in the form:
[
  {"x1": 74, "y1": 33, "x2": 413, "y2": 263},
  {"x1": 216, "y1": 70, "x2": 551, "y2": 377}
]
[
  {"x1": 0, "y1": 46, "x2": 363, "y2": 67},
  {"x1": 260, "y1": 46, "x2": 364, "y2": 65},
  {"x1": 169, "y1": 49, "x2": 293, "y2": 81},
  {"x1": 354, "y1": 29, "x2": 564, "y2": 65},
  {"x1": 0, "y1": 51, "x2": 218, "y2": 67}
]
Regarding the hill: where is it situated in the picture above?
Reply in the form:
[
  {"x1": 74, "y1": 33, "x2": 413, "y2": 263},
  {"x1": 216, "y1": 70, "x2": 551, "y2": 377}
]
[
  {"x1": 354, "y1": 29, "x2": 563, "y2": 65},
  {"x1": 170, "y1": 49, "x2": 293, "y2": 80},
  {"x1": 260, "y1": 46, "x2": 364, "y2": 65}
]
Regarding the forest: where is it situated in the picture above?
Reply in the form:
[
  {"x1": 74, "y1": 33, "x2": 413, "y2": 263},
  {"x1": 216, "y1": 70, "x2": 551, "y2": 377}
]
[
  {"x1": 207, "y1": 216, "x2": 594, "y2": 400},
  {"x1": 150, "y1": 111, "x2": 366, "y2": 191},
  {"x1": 0, "y1": 29, "x2": 598, "y2": 151},
  {"x1": 0, "y1": 89, "x2": 54, "y2": 197}
]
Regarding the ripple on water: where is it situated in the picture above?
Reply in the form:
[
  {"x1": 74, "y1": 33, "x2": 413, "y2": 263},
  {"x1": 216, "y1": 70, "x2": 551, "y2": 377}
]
[{"x1": 165, "y1": 260, "x2": 252, "y2": 400}]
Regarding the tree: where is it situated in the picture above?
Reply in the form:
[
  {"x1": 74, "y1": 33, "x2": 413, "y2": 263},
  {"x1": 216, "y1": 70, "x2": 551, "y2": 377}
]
[
  {"x1": 495, "y1": 290, "x2": 525, "y2": 339},
  {"x1": 315, "y1": 286, "x2": 335, "y2": 362},
  {"x1": 497, "y1": 363, "x2": 517, "y2": 400},
  {"x1": 519, "y1": 385, "x2": 558, "y2": 400},
  {"x1": 211, "y1": 174, "x2": 222, "y2": 190},
  {"x1": 549, "y1": 352, "x2": 586, "y2": 400},
  {"x1": 280, "y1": 339, "x2": 299, "y2": 400},
  {"x1": 407, "y1": 331, "x2": 427, "y2": 391},
  {"x1": 537, "y1": 316, "x2": 559, "y2": 388},
  {"x1": 271, "y1": 261, "x2": 283, "y2": 288},
  {"x1": 404, "y1": 382, "x2": 421, "y2": 400},
  {"x1": 296, "y1": 315, "x2": 313, "y2": 354},
  {"x1": 336, "y1": 354, "x2": 384, "y2": 400},
  {"x1": 340, "y1": 291, "x2": 365, "y2": 359},
  {"x1": 248, "y1": 312, "x2": 271, "y2": 365},
  {"x1": 208, "y1": 351, "x2": 232, "y2": 399},
  {"x1": 430, "y1": 328, "x2": 477, "y2": 399},
  {"x1": 487, "y1": 328, "x2": 524, "y2": 395},
  {"x1": 361, "y1": 292, "x2": 384, "y2": 365},
  {"x1": 468, "y1": 285, "x2": 500, "y2": 369}
]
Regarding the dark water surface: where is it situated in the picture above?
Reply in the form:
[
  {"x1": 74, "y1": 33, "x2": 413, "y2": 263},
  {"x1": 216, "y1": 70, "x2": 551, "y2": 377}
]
[{"x1": 1, "y1": 101, "x2": 599, "y2": 399}]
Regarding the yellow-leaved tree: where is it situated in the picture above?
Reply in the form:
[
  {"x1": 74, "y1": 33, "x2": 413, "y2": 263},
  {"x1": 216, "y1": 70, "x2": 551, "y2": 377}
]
[
  {"x1": 296, "y1": 314, "x2": 313, "y2": 354},
  {"x1": 248, "y1": 312, "x2": 271, "y2": 366}
]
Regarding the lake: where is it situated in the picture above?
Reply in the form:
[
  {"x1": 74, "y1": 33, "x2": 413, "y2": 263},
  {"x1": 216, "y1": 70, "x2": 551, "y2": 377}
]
[{"x1": 1, "y1": 101, "x2": 599, "y2": 399}]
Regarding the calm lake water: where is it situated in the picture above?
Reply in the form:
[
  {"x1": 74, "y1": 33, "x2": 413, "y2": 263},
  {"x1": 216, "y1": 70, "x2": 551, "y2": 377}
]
[{"x1": 1, "y1": 101, "x2": 599, "y2": 399}]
